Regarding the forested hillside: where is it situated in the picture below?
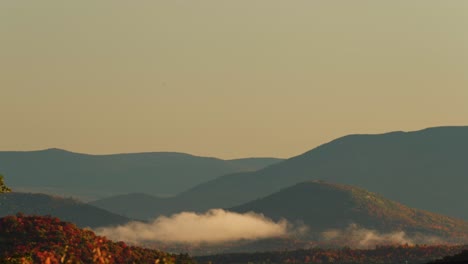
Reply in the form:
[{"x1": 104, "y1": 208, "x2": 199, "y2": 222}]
[{"x1": 0, "y1": 214, "x2": 195, "y2": 264}]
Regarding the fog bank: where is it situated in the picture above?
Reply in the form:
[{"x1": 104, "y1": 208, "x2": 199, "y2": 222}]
[
  {"x1": 322, "y1": 224, "x2": 443, "y2": 249},
  {"x1": 96, "y1": 209, "x2": 289, "y2": 244}
]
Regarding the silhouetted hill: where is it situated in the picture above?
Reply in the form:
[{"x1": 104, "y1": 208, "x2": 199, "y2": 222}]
[
  {"x1": 429, "y1": 250, "x2": 468, "y2": 264},
  {"x1": 0, "y1": 192, "x2": 131, "y2": 228},
  {"x1": 0, "y1": 148, "x2": 282, "y2": 200},
  {"x1": 0, "y1": 214, "x2": 195, "y2": 263},
  {"x1": 140, "y1": 126, "x2": 468, "y2": 219},
  {"x1": 230, "y1": 181, "x2": 468, "y2": 240}
]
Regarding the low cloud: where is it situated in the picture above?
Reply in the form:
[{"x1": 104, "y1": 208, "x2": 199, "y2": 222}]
[
  {"x1": 96, "y1": 209, "x2": 290, "y2": 244},
  {"x1": 96, "y1": 213, "x2": 446, "y2": 248},
  {"x1": 321, "y1": 224, "x2": 443, "y2": 249}
]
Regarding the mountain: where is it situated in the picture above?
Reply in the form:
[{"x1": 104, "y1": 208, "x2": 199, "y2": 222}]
[
  {"x1": 0, "y1": 192, "x2": 131, "y2": 228},
  {"x1": 0, "y1": 214, "x2": 195, "y2": 263},
  {"x1": 230, "y1": 181, "x2": 468, "y2": 240},
  {"x1": 227, "y1": 157, "x2": 285, "y2": 170},
  {"x1": 125, "y1": 126, "x2": 468, "y2": 220},
  {"x1": 227, "y1": 157, "x2": 284, "y2": 171},
  {"x1": 90, "y1": 193, "x2": 165, "y2": 220},
  {"x1": 0, "y1": 148, "x2": 282, "y2": 200}
]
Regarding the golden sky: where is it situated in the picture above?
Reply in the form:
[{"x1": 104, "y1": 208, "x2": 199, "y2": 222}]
[{"x1": 1, "y1": 1, "x2": 467, "y2": 159}]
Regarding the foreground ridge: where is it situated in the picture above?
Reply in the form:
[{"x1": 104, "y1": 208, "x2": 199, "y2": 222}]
[
  {"x1": 429, "y1": 250, "x2": 468, "y2": 264},
  {"x1": 196, "y1": 245, "x2": 468, "y2": 264},
  {"x1": 0, "y1": 214, "x2": 195, "y2": 264}
]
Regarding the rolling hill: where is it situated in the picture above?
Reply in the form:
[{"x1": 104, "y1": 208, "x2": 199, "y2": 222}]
[
  {"x1": 230, "y1": 181, "x2": 468, "y2": 241},
  {"x1": 112, "y1": 126, "x2": 468, "y2": 219},
  {"x1": 0, "y1": 192, "x2": 131, "y2": 228},
  {"x1": 0, "y1": 148, "x2": 282, "y2": 200}
]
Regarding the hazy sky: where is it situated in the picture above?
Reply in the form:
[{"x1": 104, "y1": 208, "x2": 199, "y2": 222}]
[{"x1": 1, "y1": 1, "x2": 467, "y2": 159}]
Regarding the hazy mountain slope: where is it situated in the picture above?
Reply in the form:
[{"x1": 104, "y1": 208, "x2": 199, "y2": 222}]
[
  {"x1": 227, "y1": 157, "x2": 283, "y2": 171},
  {"x1": 90, "y1": 193, "x2": 166, "y2": 220},
  {"x1": 0, "y1": 192, "x2": 131, "y2": 228},
  {"x1": 230, "y1": 181, "x2": 468, "y2": 240},
  {"x1": 136, "y1": 126, "x2": 468, "y2": 219},
  {"x1": 16, "y1": 126, "x2": 468, "y2": 222},
  {"x1": 0, "y1": 148, "x2": 282, "y2": 200}
]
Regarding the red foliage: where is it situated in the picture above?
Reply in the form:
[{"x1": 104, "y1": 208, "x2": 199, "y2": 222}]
[{"x1": 0, "y1": 214, "x2": 195, "y2": 264}]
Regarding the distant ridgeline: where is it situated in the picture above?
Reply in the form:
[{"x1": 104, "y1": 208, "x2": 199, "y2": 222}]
[
  {"x1": 0, "y1": 148, "x2": 282, "y2": 200},
  {"x1": 94, "y1": 126, "x2": 468, "y2": 221}
]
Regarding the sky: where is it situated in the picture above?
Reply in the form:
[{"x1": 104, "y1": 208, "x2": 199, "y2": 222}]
[{"x1": 1, "y1": 1, "x2": 467, "y2": 159}]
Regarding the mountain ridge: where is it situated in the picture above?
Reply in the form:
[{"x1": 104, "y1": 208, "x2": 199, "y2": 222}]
[
  {"x1": 173, "y1": 126, "x2": 468, "y2": 219},
  {"x1": 0, "y1": 149, "x2": 282, "y2": 200},
  {"x1": 91, "y1": 126, "x2": 468, "y2": 220}
]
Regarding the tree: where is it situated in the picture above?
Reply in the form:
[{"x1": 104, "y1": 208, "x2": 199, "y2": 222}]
[{"x1": 0, "y1": 174, "x2": 11, "y2": 193}]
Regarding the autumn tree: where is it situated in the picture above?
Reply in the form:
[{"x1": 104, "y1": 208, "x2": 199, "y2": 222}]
[{"x1": 0, "y1": 174, "x2": 11, "y2": 193}]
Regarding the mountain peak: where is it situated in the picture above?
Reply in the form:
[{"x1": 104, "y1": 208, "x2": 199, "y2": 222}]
[{"x1": 231, "y1": 181, "x2": 468, "y2": 240}]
